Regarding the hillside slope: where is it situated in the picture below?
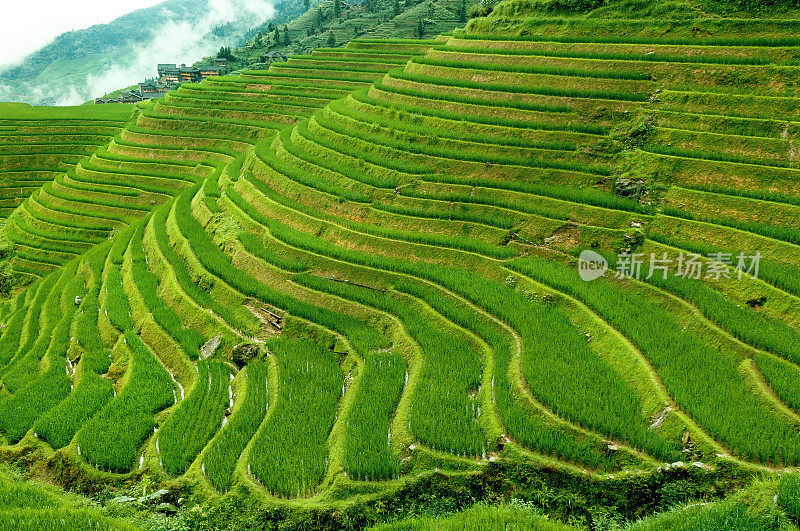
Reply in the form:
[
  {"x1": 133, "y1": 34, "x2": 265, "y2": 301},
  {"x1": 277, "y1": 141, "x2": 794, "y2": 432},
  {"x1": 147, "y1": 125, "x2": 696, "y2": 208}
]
[
  {"x1": 193, "y1": 0, "x2": 477, "y2": 72},
  {"x1": 0, "y1": 1, "x2": 799, "y2": 527}
]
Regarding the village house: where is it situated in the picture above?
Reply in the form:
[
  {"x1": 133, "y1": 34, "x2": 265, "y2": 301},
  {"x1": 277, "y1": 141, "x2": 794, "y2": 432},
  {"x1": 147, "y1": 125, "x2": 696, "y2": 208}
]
[
  {"x1": 138, "y1": 80, "x2": 171, "y2": 99},
  {"x1": 120, "y1": 90, "x2": 143, "y2": 104},
  {"x1": 199, "y1": 65, "x2": 222, "y2": 78},
  {"x1": 157, "y1": 64, "x2": 181, "y2": 85},
  {"x1": 261, "y1": 51, "x2": 288, "y2": 64},
  {"x1": 97, "y1": 61, "x2": 226, "y2": 104}
]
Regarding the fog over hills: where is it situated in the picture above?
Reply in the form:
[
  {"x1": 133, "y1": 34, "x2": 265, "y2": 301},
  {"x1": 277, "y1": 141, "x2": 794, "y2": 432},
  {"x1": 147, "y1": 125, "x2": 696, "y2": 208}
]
[{"x1": 0, "y1": 0, "x2": 274, "y2": 105}]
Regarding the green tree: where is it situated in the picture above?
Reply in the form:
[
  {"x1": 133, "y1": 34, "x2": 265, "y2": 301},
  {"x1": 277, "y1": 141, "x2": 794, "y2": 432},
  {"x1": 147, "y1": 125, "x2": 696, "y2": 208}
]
[
  {"x1": 334, "y1": 0, "x2": 342, "y2": 17},
  {"x1": 217, "y1": 47, "x2": 234, "y2": 60},
  {"x1": 456, "y1": 0, "x2": 467, "y2": 22},
  {"x1": 283, "y1": 25, "x2": 290, "y2": 45},
  {"x1": 268, "y1": 21, "x2": 275, "y2": 32},
  {"x1": 273, "y1": 27, "x2": 280, "y2": 43},
  {"x1": 327, "y1": 31, "x2": 337, "y2": 47},
  {"x1": 415, "y1": 18, "x2": 425, "y2": 38},
  {"x1": 303, "y1": 0, "x2": 311, "y2": 10},
  {"x1": 393, "y1": 0, "x2": 401, "y2": 16}
]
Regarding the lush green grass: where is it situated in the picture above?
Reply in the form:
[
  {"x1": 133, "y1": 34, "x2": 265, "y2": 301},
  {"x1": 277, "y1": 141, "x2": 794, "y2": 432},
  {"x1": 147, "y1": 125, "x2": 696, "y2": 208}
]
[
  {"x1": 202, "y1": 360, "x2": 269, "y2": 492},
  {"x1": 509, "y1": 256, "x2": 800, "y2": 465},
  {"x1": 174, "y1": 185, "x2": 391, "y2": 351},
  {"x1": 371, "y1": 503, "x2": 574, "y2": 530},
  {"x1": 296, "y1": 273, "x2": 486, "y2": 457},
  {"x1": 777, "y1": 474, "x2": 800, "y2": 521},
  {"x1": 158, "y1": 360, "x2": 230, "y2": 476},
  {"x1": 0, "y1": 103, "x2": 132, "y2": 121},
  {"x1": 343, "y1": 351, "x2": 405, "y2": 481},
  {"x1": 627, "y1": 498, "x2": 795, "y2": 531},
  {"x1": 0, "y1": 464, "x2": 135, "y2": 530},
  {"x1": 354, "y1": 89, "x2": 608, "y2": 134},
  {"x1": 129, "y1": 219, "x2": 204, "y2": 359},
  {"x1": 77, "y1": 331, "x2": 175, "y2": 472},
  {"x1": 388, "y1": 69, "x2": 649, "y2": 102},
  {"x1": 228, "y1": 187, "x2": 671, "y2": 467},
  {"x1": 149, "y1": 202, "x2": 242, "y2": 331},
  {"x1": 248, "y1": 338, "x2": 343, "y2": 497},
  {"x1": 645, "y1": 271, "x2": 800, "y2": 366},
  {"x1": 33, "y1": 372, "x2": 114, "y2": 450},
  {"x1": 442, "y1": 45, "x2": 773, "y2": 66},
  {"x1": 76, "y1": 231, "x2": 175, "y2": 471}
]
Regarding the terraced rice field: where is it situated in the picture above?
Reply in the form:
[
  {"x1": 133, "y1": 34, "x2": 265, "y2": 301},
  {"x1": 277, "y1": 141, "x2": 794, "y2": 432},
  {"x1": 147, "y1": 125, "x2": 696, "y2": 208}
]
[
  {"x1": 0, "y1": 104, "x2": 131, "y2": 227},
  {"x1": 0, "y1": 12, "x2": 799, "y2": 504}
]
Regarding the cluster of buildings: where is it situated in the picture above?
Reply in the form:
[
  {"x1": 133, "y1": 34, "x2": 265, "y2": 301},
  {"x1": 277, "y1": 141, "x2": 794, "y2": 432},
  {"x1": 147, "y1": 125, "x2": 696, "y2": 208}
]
[
  {"x1": 155, "y1": 62, "x2": 225, "y2": 84},
  {"x1": 95, "y1": 59, "x2": 227, "y2": 104}
]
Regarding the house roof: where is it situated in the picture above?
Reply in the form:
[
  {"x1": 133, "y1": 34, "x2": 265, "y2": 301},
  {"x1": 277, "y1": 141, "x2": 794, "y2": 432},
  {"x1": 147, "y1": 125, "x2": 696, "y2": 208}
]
[{"x1": 157, "y1": 64, "x2": 180, "y2": 74}]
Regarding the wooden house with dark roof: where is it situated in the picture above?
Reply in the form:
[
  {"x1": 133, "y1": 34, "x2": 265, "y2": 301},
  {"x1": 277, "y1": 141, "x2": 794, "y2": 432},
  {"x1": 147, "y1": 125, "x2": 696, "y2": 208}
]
[
  {"x1": 261, "y1": 51, "x2": 288, "y2": 64},
  {"x1": 157, "y1": 64, "x2": 180, "y2": 85}
]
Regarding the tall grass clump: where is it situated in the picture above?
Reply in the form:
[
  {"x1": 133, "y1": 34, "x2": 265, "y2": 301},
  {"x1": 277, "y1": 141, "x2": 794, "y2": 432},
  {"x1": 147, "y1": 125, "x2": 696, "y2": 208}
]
[
  {"x1": 203, "y1": 360, "x2": 269, "y2": 492},
  {"x1": 158, "y1": 360, "x2": 230, "y2": 476},
  {"x1": 296, "y1": 273, "x2": 486, "y2": 458},
  {"x1": 343, "y1": 352, "x2": 405, "y2": 481},
  {"x1": 33, "y1": 372, "x2": 115, "y2": 449},
  {"x1": 778, "y1": 474, "x2": 800, "y2": 521},
  {"x1": 129, "y1": 220, "x2": 204, "y2": 359},
  {"x1": 248, "y1": 339, "x2": 342, "y2": 497},
  {"x1": 77, "y1": 332, "x2": 175, "y2": 472}
]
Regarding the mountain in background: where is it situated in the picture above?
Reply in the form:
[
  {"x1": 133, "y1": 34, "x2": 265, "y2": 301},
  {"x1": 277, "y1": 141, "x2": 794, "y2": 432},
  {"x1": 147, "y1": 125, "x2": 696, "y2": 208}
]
[{"x1": 0, "y1": 0, "x2": 276, "y2": 106}]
